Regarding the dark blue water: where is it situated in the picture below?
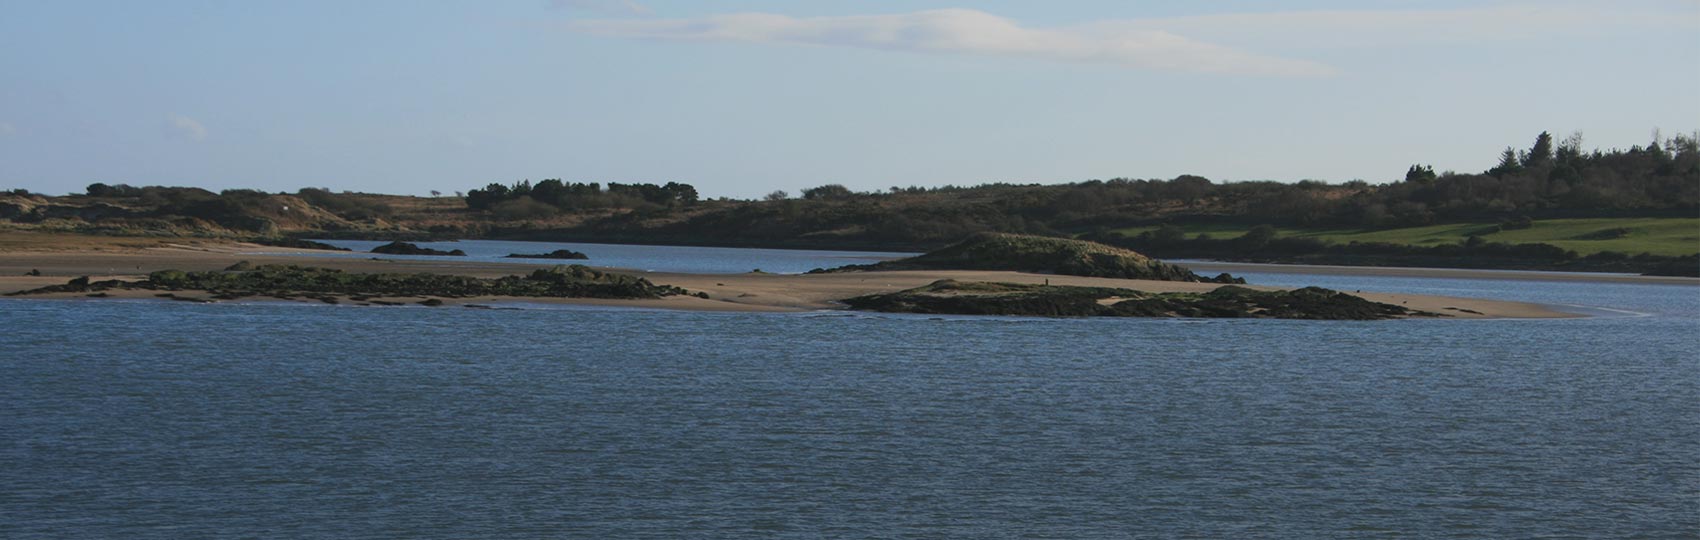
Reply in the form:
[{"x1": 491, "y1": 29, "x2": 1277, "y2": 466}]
[
  {"x1": 267, "y1": 239, "x2": 916, "y2": 274},
  {"x1": 3, "y1": 263, "x2": 1697, "y2": 538}
]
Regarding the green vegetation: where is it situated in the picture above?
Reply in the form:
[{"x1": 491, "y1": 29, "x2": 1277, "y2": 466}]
[
  {"x1": 1112, "y1": 217, "x2": 1699, "y2": 257},
  {"x1": 4, "y1": 130, "x2": 1695, "y2": 275},
  {"x1": 465, "y1": 179, "x2": 699, "y2": 214},
  {"x1": 842, "y1": 280, "x2": 1421, "y2": 320},
  {"x1": 1092, "y1": 224, "x2": 1698, "y2": 277},
  {"x1": 5, "y1": 264, "x2": 690, "y2": 302},
  {"x1": 812, "y1": 233, "x2": 1243, "y2": 283}
]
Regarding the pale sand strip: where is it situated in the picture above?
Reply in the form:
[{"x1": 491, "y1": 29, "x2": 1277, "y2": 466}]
[{"x1": 0, "y1": 240, "x2": 1579, "y2": 319}]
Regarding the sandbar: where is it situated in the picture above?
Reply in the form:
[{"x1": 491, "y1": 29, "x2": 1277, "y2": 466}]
[{"x1": 0, "y1": 232, "x2": 1622, "y2": 319}]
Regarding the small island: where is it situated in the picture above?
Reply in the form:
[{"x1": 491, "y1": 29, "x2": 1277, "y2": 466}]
[
  {"x1": 803, "y1": 233, "x2": 1432, "y2": 319},
  {"x1": 843, "y1": 280, "x2": 1426, "y2": 320},
  {"x1": 5, "y1": 263, "x2": 694, "y2": 305},
  {"x1": 0, "y1": 232, "x2": 1580, "y2": 319},
  {"x1": 370, "y1": 241, "x2": 466, "y2": 256},
  {"x1": 504, "y1": 249, "x2": 589, "y2": 260}
]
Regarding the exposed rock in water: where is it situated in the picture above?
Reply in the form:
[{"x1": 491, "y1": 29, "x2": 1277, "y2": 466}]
[
  {"x1": 370, "y1": 241, "x2": 465, "y2": 256},
  {"x1": 6, "y1": 264, "x2": 687, "y2": 302},
  {"x1": 811, "y1": 232, "x2": 1241, "y2": 283},
  {"x1": 503, "y1": 249, "x2": 588, "y2": 260},
  {"x1": 251, "y1": 238, "x2": 351, "y2": 251},
  {"x1": 841, "y1": 280, "x2": 1426, "y2": 320}
]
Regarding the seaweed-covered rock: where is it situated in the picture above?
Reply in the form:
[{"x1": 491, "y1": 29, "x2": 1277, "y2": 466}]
[
  {"x1": 251, "y1": 238, "x2": 352, "y2": 251},
  {"x1": 840, "y1": 280, "x2": 1129, "y2": 317},
  {"x1": 842, "y1": 280, "x2": 1423, "y2": 320},
  {"x1": 8, "y1": 264, "x2": 687, "y2": 301},
  {"x1": 813, "y1": 233, "x2": 1241, "y2": 283},
  {"x1": 3, "y1": 275, "x2": 131, "y2": 296},
  {"x1": 370, "y1": 241, "x2": 465, "y2": 256},
  {"x1": 504, "y1": 249, "x2": 588, "y2": 260}
]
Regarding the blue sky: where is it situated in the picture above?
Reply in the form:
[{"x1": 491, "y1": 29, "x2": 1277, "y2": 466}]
[{"x1": 1, "y1": 1, "x2": 1696, "y2": 198}]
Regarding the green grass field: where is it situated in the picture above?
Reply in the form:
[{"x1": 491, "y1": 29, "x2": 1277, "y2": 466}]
[{"x1": 1111, "y1": 217, "x2": 1700, "y2": 256}]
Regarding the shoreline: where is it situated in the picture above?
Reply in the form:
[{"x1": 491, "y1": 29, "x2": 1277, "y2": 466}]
[
  {"x1": 1175, "y1": 259, "x2": 1697, "y2": 285},
  {"x1": 0, "y1": 233, "x2": 1608, "y2": 319}
]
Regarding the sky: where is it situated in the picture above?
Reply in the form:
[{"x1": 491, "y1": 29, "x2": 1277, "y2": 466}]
[{"x1": 1, "y1": 1, "x2": 1696, "y2": 199}]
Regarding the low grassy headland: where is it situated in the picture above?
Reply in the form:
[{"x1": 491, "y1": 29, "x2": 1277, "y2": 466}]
[
  {"x1": 1105, "y1": 218, "x2": 1697, "y2": 257},
  {"x1": 504, "y1": 249, "x2": 588, "y2": 260},
  {"x1": 4, "y1": 263, "x2": 692, "y2": 304},
  {"x1": 1090, "y1": 218, "x2": 1700, "y2": 277},
  {"x1": 370, "y1": 241, "x2": 465, "y2": 256},
  {"x1": 842, "y1": 280, "x2": 1424, "y2": 320},
  {"x1": 812, "y1": 233, "x2": 1244, "y2": 283}
]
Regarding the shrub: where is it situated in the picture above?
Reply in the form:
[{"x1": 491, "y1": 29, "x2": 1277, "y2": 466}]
[{"x1": 490, "y1": 196, "x2": 559, "y2": 221}]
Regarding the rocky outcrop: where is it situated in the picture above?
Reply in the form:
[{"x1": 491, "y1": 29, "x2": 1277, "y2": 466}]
[
  {"x1": 503, "y1": 249, "x2": 589, "y2": 260},
  {"x1": 841, "y1": 280, "x2": 1423, "y2": 320},
  {"x1": 251, "y1": 238, "x2": 351, "y2": 251},
  {"x1": 6, "y1": 264, "x2": 689, "y2": 302},
  {"x1": 370, "y1": 241, "x2": 465, "y2": 256}
]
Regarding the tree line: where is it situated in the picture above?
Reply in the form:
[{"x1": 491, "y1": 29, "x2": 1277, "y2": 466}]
[{"x1": 464, "y1": 179, "x2": 699, "y2": 218}]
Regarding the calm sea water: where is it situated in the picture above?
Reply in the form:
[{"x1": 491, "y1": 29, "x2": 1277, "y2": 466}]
[
  {"x1": 272, "y1": 239, "x2": 917, "y2": 274},
  {"x1": 3, "y1": 245, "x2": 1697, "y2": 538}
]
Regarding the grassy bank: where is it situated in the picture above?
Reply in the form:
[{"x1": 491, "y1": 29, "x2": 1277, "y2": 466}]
[{"x1": 1111, "y1": 217, "x2": 1699, "y2": 257}]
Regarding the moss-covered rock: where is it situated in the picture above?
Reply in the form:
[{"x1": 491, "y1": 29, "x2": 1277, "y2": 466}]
[{"x1": 813, "y1": 232, "x2": 1241, "y2": 283}]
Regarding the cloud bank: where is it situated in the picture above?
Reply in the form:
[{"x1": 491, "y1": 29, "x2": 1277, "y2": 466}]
[{"x1": 569, "y1": 9, "x2": 1336, "y2": 76}]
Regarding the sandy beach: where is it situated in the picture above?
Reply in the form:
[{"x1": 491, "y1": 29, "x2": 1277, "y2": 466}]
[{"x1": 0, "y1": 232, "x2": 1647, "y2": 319}]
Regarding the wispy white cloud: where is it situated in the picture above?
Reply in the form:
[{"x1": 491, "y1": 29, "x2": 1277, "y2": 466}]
[
  {"x1": 167, "y1": 113, "x2": 207, "y2": 141},
  {"x1": 550, "y1": 0, "x2": 650, "y2": 16},
  {"x1": 569, "y1": 5, "x2": 1697, "y2": 75},
  {"x1": 569, "y1": 8, "x2": 1336, "y2": 77},
  {"x1": 1099, "y1": 4, "x2": 1697, "y2": 47}
]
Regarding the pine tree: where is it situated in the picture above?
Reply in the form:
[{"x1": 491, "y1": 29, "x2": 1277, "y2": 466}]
[{"x1": 1523, "y1": 131, "x2": 1553, "y2": 168}]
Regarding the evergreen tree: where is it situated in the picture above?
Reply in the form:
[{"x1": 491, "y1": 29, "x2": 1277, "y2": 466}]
[
  {"x1": 1405, "y1": 164, "x2": 1437, "y2": 184},
  {"x1": 1489, "y1": 147, "x2": 1522, "y2": 176},
  {"x1": 1523, "y1": 131, "x2": 1554, "y2": 168}
]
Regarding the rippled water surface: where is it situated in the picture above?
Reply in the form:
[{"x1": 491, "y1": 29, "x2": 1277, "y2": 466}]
[{"x1": 3, "y1": 252, "x2": 1697, "y2": 538}]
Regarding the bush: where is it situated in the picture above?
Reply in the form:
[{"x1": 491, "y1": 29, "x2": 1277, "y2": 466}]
[{"x1": 490, "y1": 196, "x2": 559, "y2": 221}]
